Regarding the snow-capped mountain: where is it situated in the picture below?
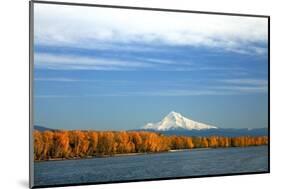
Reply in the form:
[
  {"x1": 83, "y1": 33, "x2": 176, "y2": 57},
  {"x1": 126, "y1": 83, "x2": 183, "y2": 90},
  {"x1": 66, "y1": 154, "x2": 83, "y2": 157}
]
[{"x1": 143, "y1": 111, "x2": 217, "y2": 131}]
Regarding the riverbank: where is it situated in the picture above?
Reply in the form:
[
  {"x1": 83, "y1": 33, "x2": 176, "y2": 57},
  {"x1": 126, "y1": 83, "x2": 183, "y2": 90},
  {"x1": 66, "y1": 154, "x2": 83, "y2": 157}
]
[
  {"x1": 35, "y1": 152, "x2": 150, "y2": 162},
  {"x1": 34, "y1": 145, "x2": 267, "y2": 162}
]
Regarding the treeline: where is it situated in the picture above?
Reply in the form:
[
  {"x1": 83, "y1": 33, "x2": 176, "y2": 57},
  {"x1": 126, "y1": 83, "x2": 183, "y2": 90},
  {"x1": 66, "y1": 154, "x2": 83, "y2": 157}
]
[{"x1": 34, "y1": 130, "x2": 268, "y2": 161}]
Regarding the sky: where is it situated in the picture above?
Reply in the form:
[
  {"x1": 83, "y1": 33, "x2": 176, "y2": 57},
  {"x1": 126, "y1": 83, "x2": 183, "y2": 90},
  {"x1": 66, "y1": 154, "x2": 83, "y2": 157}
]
[{"x1": 33, "y1": 3, "x2": 268, "y2": 130}]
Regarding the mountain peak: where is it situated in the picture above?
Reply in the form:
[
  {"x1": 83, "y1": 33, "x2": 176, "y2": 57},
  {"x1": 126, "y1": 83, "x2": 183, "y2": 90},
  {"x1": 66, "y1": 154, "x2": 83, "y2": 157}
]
[
  {"x1": 143, "y1": 111, "x2": 217, "y2": 131},
  {"x1": 165, "y1": 111, "x2": 184, "y2": 122},
  {"x1": 167, "y1": 111, "x2": 181, "y2": 117}
]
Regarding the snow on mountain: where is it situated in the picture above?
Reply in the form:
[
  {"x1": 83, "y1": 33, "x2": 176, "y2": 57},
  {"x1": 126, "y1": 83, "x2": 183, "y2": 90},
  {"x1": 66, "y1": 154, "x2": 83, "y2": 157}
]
[{"x1": 143, "y1": 111, "x2": 218, "y2": 131}]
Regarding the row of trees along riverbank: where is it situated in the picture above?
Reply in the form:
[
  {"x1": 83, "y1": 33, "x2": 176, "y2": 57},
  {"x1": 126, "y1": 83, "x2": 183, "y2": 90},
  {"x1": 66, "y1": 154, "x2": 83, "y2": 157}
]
[{"x1": 34, "y1": 130, "x2": 268, "y2": 161}]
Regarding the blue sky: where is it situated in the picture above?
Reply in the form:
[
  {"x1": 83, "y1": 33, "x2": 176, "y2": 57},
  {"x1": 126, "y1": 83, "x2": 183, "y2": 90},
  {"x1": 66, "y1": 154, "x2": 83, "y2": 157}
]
[{"x1": 33, "y1": 4, "x2": 268, "y2": 130}]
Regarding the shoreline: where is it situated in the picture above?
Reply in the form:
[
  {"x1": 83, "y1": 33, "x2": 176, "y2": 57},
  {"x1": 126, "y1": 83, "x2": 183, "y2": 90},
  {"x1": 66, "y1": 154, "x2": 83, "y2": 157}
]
[{"x1": 34, "y1": 145, "x2": 267, "y2": 163}]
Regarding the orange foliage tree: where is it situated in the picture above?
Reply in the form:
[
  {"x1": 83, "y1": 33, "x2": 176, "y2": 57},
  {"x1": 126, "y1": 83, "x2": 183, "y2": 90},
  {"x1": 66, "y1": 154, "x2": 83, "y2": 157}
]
[{"x1": 33, "y1": 130, "x2": 268, "y2": 161}]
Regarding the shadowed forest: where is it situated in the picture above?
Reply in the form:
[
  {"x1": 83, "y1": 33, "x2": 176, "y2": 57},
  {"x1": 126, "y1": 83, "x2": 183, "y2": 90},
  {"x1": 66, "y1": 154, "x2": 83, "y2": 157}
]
[{"x1": 34, "y1": 130, "x2": 268, "y2": 161}]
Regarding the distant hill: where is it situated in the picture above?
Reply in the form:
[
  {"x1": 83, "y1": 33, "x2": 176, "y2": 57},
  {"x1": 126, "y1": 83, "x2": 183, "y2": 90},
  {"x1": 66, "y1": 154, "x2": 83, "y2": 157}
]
[
  {"x1": 34, "y1": 125, "x2": 55, "y2": 132},
  {"x1": 145, "y1": 128, "x2": 268, "y2": 137}
]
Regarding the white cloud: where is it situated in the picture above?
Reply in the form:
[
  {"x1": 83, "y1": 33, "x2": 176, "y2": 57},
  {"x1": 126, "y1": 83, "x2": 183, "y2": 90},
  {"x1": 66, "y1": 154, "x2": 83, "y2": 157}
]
[
  {"x1": 34, "y1": 3, "x2": 268, "y2": 54},
  {"x1": 116, "y1": 85, "x2": 267, "y2": 96},
  {"x1": 35, "y1": 95, "x2": 77, "y2": 98},
  {"x1": 35, "y1": 81, "x2": 268, "y2": 98},
  {"x1": 221, "y1": 79, "x2": 268, "y2": 85},
  {"x1": 35, "y1": 77, "x2": 80, "y2": 82},
  {"x1": 34, "y1": 52, "x2": 245, "y2": 71},
  {"x1": 125, "y1": 90, "x2": 232, "y2": 96},
  {"x1": 34, "y1": 77, "x2": 134, "y2": 86},
  {"x1": 35, "y1": 86, "x2": 267, "y2": 98},
  {"x1": 214, "y1": 78, "x2": 268, "y2": 93},
  {"x1": 34, "y1": 52, "x2": 154, "y2": 70},
  {"x1": 213, "y1": 86, "x2": 267, "y2": 93}
]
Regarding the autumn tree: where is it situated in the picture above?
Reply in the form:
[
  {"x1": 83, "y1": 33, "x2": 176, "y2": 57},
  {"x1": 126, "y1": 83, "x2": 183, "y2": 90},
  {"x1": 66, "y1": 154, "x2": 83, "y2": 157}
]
[
  {"x1": 88, "y1": 131, "x2": 98, "y2": 155},
  {"x1": 97, "y1": 132, "x2": 115, "y2": 155},
  {"x1": 34, "y1": 130, "x2": 43, "y2": 160},
  {"x1": 68, "y1": 131, "x2": 89, "y2": 157},
  {"x1": 184, "y1": 137, "x2": 194, "y2": 149},
  {"x1": 208, "y1": 136, "x2": 218, "y2": 148},
  {"x1": 34, "y1": 130, "x2": 269, "y2": 161},
  {"x1": 53, "y1": 131, "x2": 69, "y2": 158},
  {"x1": 131, "y1": 132, "x2": 143, "y2": 152},
  {"x1": 42, "y1": 131, "x2": 54, "y2": 159}
]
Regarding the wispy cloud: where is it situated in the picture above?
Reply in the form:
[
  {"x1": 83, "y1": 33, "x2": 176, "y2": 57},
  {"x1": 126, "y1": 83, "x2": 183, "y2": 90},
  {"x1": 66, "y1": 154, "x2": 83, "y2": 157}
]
[
  {"x1": 35, "y1": 95, "x2": 79, "y2": 98},
  {"x1": 34, "y1": 51, "x2": 247, "y2": 72},
  {"x1": 34, "y1": 77, "x2": 134, "y2": 86},
  {"x1": 135, "y1": 57, "x2": 185, "y2": 65},
  {"x1": 220, "y1": 79, "x2": 268, "y2": 85},
  {"x1": 35, "y1": 84, "x2": 268, "y2": 98},
  {"x1": 34, "y1": 75, "x2": 268, "y2": 98},
  {"x1": 213, "y1": 85, "x2": 267, "y2": 93},
  {"x1": 35, "y1": 77, "x2": 81, "y2": 82},
  {"x1": 120, "y1": 84, "x2": 268, "y2": 96},
  {"x1": 123, "y1": 90, "x2": 232, "y2": 96},
  {"x1": 34, "y1": 52, "x2": 154, "y2": 70},
  {"x1": 213, "y1": 78, "x2": 268, "y2": 93}
]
